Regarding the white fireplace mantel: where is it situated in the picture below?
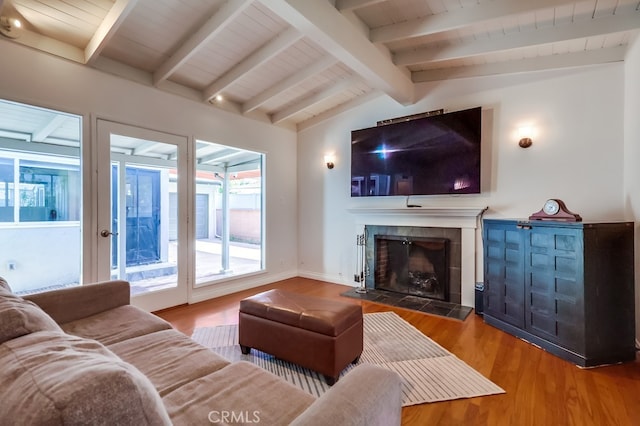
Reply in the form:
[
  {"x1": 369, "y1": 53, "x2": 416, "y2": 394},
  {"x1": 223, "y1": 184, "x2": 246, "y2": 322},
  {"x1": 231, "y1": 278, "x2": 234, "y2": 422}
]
[
  {"x1": 348, "y1": 205, "x2": 488, "y2": 308},
  {"x1": 348, "y1": 206, "x2": 487, "y2": 216},
  {"x1": 348, "y1": 206, "x2": 488, "y2": 229}
]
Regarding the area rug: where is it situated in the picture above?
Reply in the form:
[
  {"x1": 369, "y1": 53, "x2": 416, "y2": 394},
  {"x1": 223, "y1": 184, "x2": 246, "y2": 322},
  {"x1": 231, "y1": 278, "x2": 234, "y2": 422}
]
[{"x1": 191, "y1": 311, "x2": 504, "y2": 407}]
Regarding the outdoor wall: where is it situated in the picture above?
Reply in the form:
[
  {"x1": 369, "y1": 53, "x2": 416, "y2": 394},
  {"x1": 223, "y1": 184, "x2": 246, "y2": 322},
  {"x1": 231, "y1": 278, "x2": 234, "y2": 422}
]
[
  {"x1": 0, "y1": 38, "x2": 298, "y2": 302},
  {"x1": 297, "y1": 63, "x2": 626, "y2": 295},
  {"x1": 0, "y1": 225, "x2": 81, "y2": 292},
  {"x1": 216, "y1": 209, "x2": 261, "y2": 244}
]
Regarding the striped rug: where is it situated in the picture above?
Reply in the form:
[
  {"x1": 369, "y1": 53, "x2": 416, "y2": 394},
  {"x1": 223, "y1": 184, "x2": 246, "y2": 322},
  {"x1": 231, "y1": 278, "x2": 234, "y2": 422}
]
[{"x1": 192, "y1": 311, "x2": 504, "y2": 406}]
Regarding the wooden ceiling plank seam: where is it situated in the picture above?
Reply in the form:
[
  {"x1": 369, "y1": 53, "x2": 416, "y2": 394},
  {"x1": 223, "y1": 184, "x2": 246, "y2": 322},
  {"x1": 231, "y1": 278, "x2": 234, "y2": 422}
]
[
  {"x1": 70, "y1": 0, "x2": 111, "y2": 18},
  {"x1": 13, "y1": 0, "x2": 97, "y2": 32},
  {"x1": 615, "y1": 0, "x2": 640, "y2": 12},
  {"x1": 242, "y1": 55, "x2": 339, "y2": 113},
  {"x1": 594, "y1": 0, "x2": 621, "y2": 17},
  {"x1": 271, "y1": 76, "x2": 360, "y2": 124},
  {"x1": 535, "y1": 8, "x2": 556, "y2": 30},
  {"x1": 247, "y1": 0, "x2": 289, "y2": 32},
  {"x1": 336, "y1": 0, "x2": 387, "y2": 12},
  {"x1": 152, "y1": 0, "x2": 254, "y2": 86},
  {"x1": 202, "y1": 26, "x2": 303, "y2": 102},
  {"x1": 573, "y1": 0, "x2": 598, "y2": 20},
  {"x1": 553, "y1": 4, "x2": 576, "y2": 26},
  {"x1": 394, "y1": 11, "x2": 640, "y2": 65},
  {"x1": 370, "y1": 0, "x2": 579, "y2": 44},
  {"x1": 259, "y1": 0, "x2": 413, "y2": 105},
  {"x1": 32, "y1": 0, "x2": 104, "y2": 25},
  {"x1": 84, "y1": 0, "x2": 114, "y2": 12},
  {"x1": 412, "y1": 45, "x2": 627, "y2": 82},
  {"x1": 85, "y1": 0, "x2": 138, "y2": 65},
  {"x1": 13, "y1": 0, "x2": 97, "y2": 27}
]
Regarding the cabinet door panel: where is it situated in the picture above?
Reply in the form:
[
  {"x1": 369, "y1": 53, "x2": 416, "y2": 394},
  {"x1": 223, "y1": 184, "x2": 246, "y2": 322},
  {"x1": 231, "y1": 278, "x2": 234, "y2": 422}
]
[
  {"x1": 525, "y1": 226, "x2": 583, "y2": 349},
  {"x1": 483, "y1": 222, "x2": 524, "y2": 327}
]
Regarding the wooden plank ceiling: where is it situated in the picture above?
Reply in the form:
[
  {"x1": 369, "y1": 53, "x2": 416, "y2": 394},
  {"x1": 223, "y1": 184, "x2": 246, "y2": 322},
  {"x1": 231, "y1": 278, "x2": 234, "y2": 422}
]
[{"x1": 0, "y1": 0, "x2": 638, "y2": 130}]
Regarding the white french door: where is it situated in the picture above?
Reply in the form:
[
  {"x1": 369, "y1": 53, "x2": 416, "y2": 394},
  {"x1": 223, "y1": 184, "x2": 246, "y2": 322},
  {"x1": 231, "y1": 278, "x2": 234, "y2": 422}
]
[{"x1": 96, "y1": 120, "x2": 189, "y2": 311}]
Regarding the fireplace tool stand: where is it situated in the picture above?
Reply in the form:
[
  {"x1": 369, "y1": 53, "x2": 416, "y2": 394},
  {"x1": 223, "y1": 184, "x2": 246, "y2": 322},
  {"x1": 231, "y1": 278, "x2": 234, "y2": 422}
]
[{"x1": 354, "y1": 232, "x2": 368, "y2": 294}]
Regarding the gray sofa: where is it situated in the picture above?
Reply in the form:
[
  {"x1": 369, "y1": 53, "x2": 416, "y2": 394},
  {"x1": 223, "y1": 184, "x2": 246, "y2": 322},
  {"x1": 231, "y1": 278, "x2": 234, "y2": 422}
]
[{"x1": 0, "y1": 278, "x2": 402, "y2": 425}]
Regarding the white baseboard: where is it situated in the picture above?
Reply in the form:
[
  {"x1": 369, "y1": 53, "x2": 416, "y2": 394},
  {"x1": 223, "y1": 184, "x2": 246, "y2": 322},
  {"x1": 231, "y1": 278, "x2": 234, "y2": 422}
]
[
  {"x1": 188, "y1": 270, "x2": 297, "y2": 304},
  {"x1": 297, "y1": 270, "x2": 358, "y2": 288},
  {"x1": 188, "y1": 269, "x2": 358, "y2": 305}
]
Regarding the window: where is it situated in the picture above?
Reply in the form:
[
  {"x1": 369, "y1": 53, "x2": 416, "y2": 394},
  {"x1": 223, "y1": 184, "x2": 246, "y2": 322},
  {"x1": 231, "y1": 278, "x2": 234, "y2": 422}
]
[
  {"x1": 0, "y1": 157, "x2": 14, "y2": 222},
  {"x1": 0, "y1": 155, "x2": 80, "y2": 223},
  {"x1": 193, "y1": 140, "x2": 264, "y2": 284},
  {"x1": 19, "y1": 161, "x2": 80, "y2": 222},
  {"x1": 0, "y1": 98, "x2": 82, "y2": 295}
]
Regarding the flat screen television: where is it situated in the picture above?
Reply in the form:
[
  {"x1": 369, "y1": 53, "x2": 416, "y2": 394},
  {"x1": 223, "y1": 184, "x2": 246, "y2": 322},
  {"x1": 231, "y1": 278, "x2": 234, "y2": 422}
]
[{"x1": 351, "y1": 106, "x2": 481, "y2": 197}]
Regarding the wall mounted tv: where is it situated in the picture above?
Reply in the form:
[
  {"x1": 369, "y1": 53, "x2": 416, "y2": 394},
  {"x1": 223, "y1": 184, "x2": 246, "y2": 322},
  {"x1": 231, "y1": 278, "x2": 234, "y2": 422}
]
[{"x1": 351, "y1": 106, "x2": 481, "y2": 197}]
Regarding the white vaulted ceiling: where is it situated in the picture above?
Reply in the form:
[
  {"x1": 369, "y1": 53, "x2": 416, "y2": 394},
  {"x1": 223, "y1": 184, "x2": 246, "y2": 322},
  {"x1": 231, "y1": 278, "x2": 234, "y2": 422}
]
[{"x1": 0, "y1": 0, "x2": 638, "y2": 130}]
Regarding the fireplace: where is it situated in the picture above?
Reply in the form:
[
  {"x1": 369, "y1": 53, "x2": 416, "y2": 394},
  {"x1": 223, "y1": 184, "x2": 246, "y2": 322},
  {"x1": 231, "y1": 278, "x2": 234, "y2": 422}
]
[
  {"x1": 364, "y1": 225, "x2": 462, "y2": 304},
  {"x1": 375, "y1": 235, "x2": 449, "y2": 301},
  {"x1": 349, "y1": 206, "x2": 486, "y2": 307}
]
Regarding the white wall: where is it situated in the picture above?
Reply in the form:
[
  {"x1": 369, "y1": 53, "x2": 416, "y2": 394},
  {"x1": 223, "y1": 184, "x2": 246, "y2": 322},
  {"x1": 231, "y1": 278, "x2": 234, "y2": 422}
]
[
  {"x1": 298, "y1": 63, "x2": 626, "y2": 295},
  {"x1": 623, "y1": 34, "x2": 640, "y2": 342},
  {"x1": 0, "y1": 225, "x2": 81, "y2": 291},
  {"x1": 0, "y1": 39, "x2": 298, "y2": 301}
]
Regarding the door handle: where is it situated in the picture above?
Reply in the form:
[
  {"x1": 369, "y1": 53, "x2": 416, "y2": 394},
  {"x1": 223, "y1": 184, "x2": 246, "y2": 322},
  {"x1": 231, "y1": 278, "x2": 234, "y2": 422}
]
[{"x1": 100, "y1": 229, "x2": 118, "y2": 238}]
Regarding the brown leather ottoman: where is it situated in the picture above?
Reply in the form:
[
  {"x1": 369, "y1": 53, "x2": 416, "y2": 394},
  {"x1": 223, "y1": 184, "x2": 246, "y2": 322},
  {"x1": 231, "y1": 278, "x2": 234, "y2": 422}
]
[{"x1": 238, "y1": 289, "x2": 363, "y2": 385}]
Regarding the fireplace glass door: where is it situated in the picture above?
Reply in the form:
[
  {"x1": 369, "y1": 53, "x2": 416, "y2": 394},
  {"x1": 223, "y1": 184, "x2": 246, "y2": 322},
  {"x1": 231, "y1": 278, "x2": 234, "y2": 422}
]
[{"x1": 375, "y1": 236, "x2": 449, "y2": 301}]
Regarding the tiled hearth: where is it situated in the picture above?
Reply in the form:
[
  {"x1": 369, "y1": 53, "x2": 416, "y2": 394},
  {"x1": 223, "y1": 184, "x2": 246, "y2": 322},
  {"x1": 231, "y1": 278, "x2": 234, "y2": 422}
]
[{"x1": 341, "y1": 287, "x2": 473, "y2": 320}]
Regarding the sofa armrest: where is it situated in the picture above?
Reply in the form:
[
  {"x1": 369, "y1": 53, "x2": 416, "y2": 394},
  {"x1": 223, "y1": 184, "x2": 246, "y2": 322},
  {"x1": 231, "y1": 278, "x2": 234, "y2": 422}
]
[
  {"x1": 290, "y1": 364, "x2": 403, "y2": 426},
  {"x1": 24, "y1": 280, "x2": 131, "y2": 325}
]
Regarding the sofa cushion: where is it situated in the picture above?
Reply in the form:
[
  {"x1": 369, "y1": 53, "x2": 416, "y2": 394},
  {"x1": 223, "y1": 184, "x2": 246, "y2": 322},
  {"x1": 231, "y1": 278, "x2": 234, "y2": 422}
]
[
  {"x1": 0, "y1": 277, "x2": 10, "y2": 292},
  {"x1": 109, "y1": 329, "x2": 230, "y2": 396},
  {"x1": 240, "y1": 289, "x2": 363, "y2": 336},
  {"x1": 0, "y1": 288, "x2": 62, "y2": 345},
  {"x1": 61, "y1": 304, "x2": 172, "y2": 345},
  {"x1": 163, "y1": 361, "x2": 315, "y2": 425},
  {"x1": 0, "y1": 331, "x2": 171, "y2": 425}
]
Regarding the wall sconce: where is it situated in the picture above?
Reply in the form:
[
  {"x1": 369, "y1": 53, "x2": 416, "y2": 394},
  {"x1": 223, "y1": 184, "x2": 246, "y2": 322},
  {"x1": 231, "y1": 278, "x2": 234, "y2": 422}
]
[
  {"x1": 324, "y1": 154, "x2": 335, "y2": 169},
  {"x1": 518, "y1": 126, "x2": 533, "y2": 148},
  {"x1": 0, "y1": 16, "x2": 22, "y2": 39}
]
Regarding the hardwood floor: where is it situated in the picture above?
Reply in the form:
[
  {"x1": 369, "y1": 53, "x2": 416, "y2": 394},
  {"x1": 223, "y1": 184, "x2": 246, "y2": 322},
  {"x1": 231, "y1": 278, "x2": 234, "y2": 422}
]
[{"x1": 155, "y1": 277, "x2": 640, "y2": 426}]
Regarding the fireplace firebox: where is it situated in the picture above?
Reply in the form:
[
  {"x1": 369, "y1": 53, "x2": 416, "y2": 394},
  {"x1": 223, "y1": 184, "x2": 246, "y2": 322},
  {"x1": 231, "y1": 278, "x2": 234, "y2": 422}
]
[
  {"x1": 363, "y1": 225, "x2": 462, "y2": 303},
  {"x1": 375, "y1": 235, "x2": 449, "y2": 301}
]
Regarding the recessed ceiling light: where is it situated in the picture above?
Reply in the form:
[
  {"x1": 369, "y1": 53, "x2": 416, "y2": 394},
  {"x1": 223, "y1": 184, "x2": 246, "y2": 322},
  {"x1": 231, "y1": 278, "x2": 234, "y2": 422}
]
[
  {"x1": 0, "y1": 16, "x2": 22, "y2": 39},
  {"x1": 215, "y1": 95, "x2": 223, "y2": 102}
]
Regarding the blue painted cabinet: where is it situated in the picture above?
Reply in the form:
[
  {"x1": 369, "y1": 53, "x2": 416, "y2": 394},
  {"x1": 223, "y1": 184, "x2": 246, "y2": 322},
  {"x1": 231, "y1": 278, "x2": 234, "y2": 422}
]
[{"x1": 483, "y1": 219, "x2": 635, "y2": 367}]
